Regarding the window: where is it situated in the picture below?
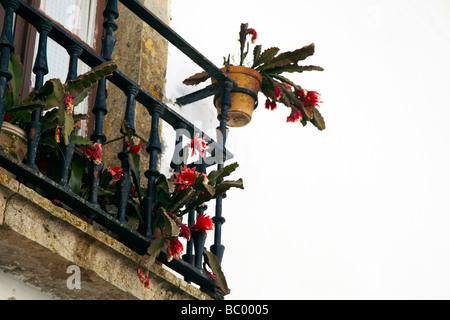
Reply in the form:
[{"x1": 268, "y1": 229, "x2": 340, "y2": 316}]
[
  {"x1": 11, "y1": 0, "x2": 105, "y2": 136},
  {"x1": 32, "y1": 0, "x2": 98, "y2": 135}
]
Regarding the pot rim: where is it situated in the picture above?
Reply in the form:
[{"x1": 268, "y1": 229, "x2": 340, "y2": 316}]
[
  {"x1": 1, "y1": 122, "x2": 27, "y2": 141},
  {"x1": 218, "y1": 65, "x2": 263, "y2": 84}
]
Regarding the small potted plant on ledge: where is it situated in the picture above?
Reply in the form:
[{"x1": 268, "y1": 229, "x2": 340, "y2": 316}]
[{"x1": 183, "y1": 23, "x2": 326, "y2": 129}]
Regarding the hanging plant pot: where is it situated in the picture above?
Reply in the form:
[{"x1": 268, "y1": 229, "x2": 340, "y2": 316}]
[
  {"x1": 0, "y1": 122, "x2": 27, "y2": 176},
  {"x1": 212, "y1": 66, "x2": 262, "y2": 127}
]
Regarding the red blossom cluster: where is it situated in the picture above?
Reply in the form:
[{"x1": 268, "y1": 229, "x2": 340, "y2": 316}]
[
  {"x1": 84, "y1": 143, "x2": 102, "y2": 165},
  {"x1": 277, "y1": 87, "x2": 323, "y2": 123},
  {"x1": 265, "y1": 98, "x2": 277, "y2": 111},
  {"x1": 297, "y1": 88, "x2": 323, "y2": 110}
]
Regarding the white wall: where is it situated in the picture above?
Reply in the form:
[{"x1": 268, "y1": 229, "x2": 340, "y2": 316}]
[
  {"x1": 165, "y1": 0, "x2": 450, "y2": 299},
  {"x1": 0, "y1": 269, "x2": 55, "y2": 300}
]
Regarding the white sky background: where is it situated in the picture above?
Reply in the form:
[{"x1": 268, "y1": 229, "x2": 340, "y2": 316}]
[{"x1": 164, "y1": 0, "x2": 450, "y2": 299}]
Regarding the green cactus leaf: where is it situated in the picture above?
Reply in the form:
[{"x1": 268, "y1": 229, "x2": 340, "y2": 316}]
[
  {"x1": 167, "y1": 186, "x2": 197, "y2": 214},
  {"x1": 253, "y1": 47, "x2": 280, "y2": 70},
  {"x1": 251, "y1": 45, "x2": 262, "y2": 68},
  {"x1": 258, "y1": 43, "x2": 315, "y2": 72},
  {"x1": 207, "y1": 162, "x2": 239, "y2": 185},
  {"x1": 182, "y1": 70, "x2": 210, "y2": 86},
  {"x1": 64, "y1": 60, "x2": 117, "y2": 106},
  {"x1": 203, "y1": 249, "x2": 229, "y2": 296},
  {"x1": 265, "y1": 64, "x2": 324, "y2": 75},
  {"x1": 214, "y1": 178, "x2": 244, "y2": 197},
  {"x1": 310, "y1": 107, "x2": 326, "y2": 131}
]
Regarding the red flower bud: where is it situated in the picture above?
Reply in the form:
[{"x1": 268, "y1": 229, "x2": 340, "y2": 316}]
[
  {"x1": 247, "y1": 28, "x2": 258, "y2": 43},
  {"x1": 274, "y1": 85, "x2": 282, "y2": 100},
  {"x1": 129, "y1": 144, "x2": 141, "y2": 155}
]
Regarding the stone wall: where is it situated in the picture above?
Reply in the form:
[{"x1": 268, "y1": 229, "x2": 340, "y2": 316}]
[{"x1": 102, "y1": 0, "x2": 170, "y2": 180}]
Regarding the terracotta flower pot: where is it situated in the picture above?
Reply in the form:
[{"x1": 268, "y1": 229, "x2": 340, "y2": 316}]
[
  {"x1": 212, "y1": 66, "x2": 262, "y2": 127},
  {"x1": 0, "y1": 122, "x2": 27, "y2": 177}
]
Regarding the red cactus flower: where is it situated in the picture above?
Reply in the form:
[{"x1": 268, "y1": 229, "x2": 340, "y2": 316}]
[
  {"x1": 167, "y1": 238, "x2": 184, "y2": 262},
  {"x1": 297, "y1": 88, "x2": 308, "y2": 100},
  {"x1": 84, "y1": 143, "x2": 102, "y2": 165},
  {"x1": 108, "y1": 166, "x2": 123, "y2": 179},
  {"x1": 265, "y1": 98, "x2": 271, "y2": 110},
  {"x1": 137, "y1": 267, "x2": 150, "y2": 289},
  {"x1": 247, "y1": 28, "x2": 258, "y2": 43},
  {"x1": 286, "y1": 109, "x2": 303, "y2": 123},
  {"x1": 190, "y1": 133, "x2": 208, "y2": 157},
  {"x1": 193, "y1": 213, "x2": 214, "y2": 235},
  {"x1": 270, "y1": 100, "x2": 277, "y2": 111},
  {"x1": 179, "y1": 223, "x2": 191, "y2": 241},
  {"x1": 173, "y1": 166, "x2": 198, "y2": 191},
  {"x1": 129, "y1": 144, "x2": 141, "y2": 155},
  {"x1": 307, "y1": 90, "x2": 323, "y2": 108},
  {"x1": 297, "y1": 88, "x2": 323, "y2": 109}
]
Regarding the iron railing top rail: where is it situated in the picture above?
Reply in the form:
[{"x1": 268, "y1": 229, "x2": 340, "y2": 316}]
[{"x1": 15, "y1": 0, "x2": 234, "y2": 162}]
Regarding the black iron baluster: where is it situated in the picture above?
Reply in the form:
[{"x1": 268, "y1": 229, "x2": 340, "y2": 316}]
[
  {"x1": 101, "y1": 0, "x2": 118, "y2": 61},
  {"x1": 65, "y1": 45, "x2": 83, "y2": 82},
  {"x1": 26, "y1": 21, "x2": 52, "y2": 170},
  {"x1": 183, "y1": 208, "x2": 195, "y2": 268},
  {"x1": 170, "y1": 123, "x2": 194, "y2": 268},
  {"x1": 193, "y1": 155, "x2": 207, "y2": 269},
  {"x1": 210, "y1": 81, "x2": 232, "y2": 263},
  {"x1": 123, "y1": 86, "x2": 138, "y2": 134},
  {"x1": 58, "y1": 45, "x2": 83, "y2": 188},
  {"x1": 170, "y1": 122, "x2": 187, "y2": 174},
  {"x1": 117, "y1": 85, "x2": 138, "y2": 223},
  {"x1": 142, "y1": 104, "x2": 163, "y2": 238},
  {"x1": 0, "y1": 0, "x2": 19, "y2": 132},
  {"x1": 88, "y1": 0, "x2": 118, "y2": 204}
]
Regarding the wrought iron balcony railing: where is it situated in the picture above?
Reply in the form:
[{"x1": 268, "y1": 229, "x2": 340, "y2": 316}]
[{"x1": 0, "y1": 0, "x2": 237, "y2": 298}]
